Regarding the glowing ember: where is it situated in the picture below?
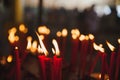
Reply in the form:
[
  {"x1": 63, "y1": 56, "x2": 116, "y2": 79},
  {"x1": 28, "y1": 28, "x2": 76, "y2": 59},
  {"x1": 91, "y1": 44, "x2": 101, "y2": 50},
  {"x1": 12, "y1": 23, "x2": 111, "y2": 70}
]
[{"x1": 106, "y1": 41, "x2": 115, "y2": 51}]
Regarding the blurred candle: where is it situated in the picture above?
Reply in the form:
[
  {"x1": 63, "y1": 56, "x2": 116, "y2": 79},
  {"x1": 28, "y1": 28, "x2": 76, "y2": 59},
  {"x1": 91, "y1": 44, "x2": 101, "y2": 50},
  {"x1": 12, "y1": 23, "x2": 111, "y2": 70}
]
[
  {"x1": 70, "y1": 29, "x2": 80, "y2": 72},
  {"x1": 37, "y1": 32, "x2": 52, "y2": 80},
  {"x1": 52, "y1": 39, "x2": 62, "y2": 80},
  {"x1": 106, "y1": 41, "x2": 116, "y2": 80},
  {"x1": 115, "y1": 39, "x2": 120, "y2": 80},
  {"x1": 14, "y1": 47, "x2": 21, "y2": 80}
]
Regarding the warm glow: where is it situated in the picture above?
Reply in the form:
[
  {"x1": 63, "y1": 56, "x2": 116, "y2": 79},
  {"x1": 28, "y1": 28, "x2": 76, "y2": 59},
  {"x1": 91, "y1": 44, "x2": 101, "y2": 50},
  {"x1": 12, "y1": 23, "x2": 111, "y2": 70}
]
[
  {"x1": 15, "y1": 46, "x2": 18, "y2": 50},
  {"x1": 88, "y1": 34, "x2": 94, "y2": 40},
  {"x1": 71, "y1": 29, "x2": 80, "y2": 39},
  {"x1": 7, "y1": 55, "x2": 13, "y2": 63},
  {"x1": 30, "y1": 40, "x2": 38, "y2": 53},
  {"x1": 118, "y1": 38, "x2": 120, "y2": 44},
  {"x1": 52, "y1": 48, "x2": 55, "y2": 54},
  {"x1": 36, "y1": 32, "x2": 48, "y2": 56},
  {"x1": 61, "y1": 28, "x2": 68, "y2": 37},
  {"x1": 19, "y1": 24, "x2": 28, "y2": 33},
  {"x1": 79, "y1": 34, "x2": 85, "y2": 41},
  {"x1": 26, "y1": 36, "x2": 32, "y2": 50},
  {"x1": 38, "y1": 45, "x2": 43, "y2": 53},
  {"x1": 39, "y1": 35, "x2": 45, "y2": 40},
  {"x1": 8, "y1": 27, "x2": 18, "y2": 43},
  {"x1": 98, "y1": 74, "x2": 101, "y2": 79},
  {"x1": 52, "y1": 39, "x2": 60, "y2": 56},
  {"x1": 38, "y1": 26, "x2": 50, "y2": 35},
  {"x1": 106, "y1": 41, "x2": 115, "y2": 51},
  {"x1": 56, "y1": 31, "x2": 62, "y2": 37},
  {"x1": 85, "y1": 35, "x2": 89, "y2": 40},
  {"x1": 93, "y1": 42, "x2": 104, "y2": 52},
  {"x1": 0, "y1": 56, "x2": 6, "y2": 65}
]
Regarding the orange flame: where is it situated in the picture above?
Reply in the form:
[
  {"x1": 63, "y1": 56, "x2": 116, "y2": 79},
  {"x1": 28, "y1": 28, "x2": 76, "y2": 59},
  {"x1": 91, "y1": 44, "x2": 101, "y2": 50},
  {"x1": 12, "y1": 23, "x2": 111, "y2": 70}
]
[
  {"x1": 26, "y1": 36, "x2": 32, "y2": 50},
  {"x1": 30, "y1": 40, "x2": 38, "y2": 53},
  {"x1": 106, "y1": 41, "x2": 115, "y2": 51},
  {"x1": 71, "y1": 29, "x2": 80, "y2": 39},
  {"x1": 52, "y1": 39, "x2": 60, "y2": 56},
  {"x1": 19, "y1": 24, "x2": 28, "y2": 33},
  {"x1": 62, "y1": 28, "x2": 68, "y2": 37},
  {"x1": 79, "y1": 34, "x2": 85, "y2": 41},
  {"x1": 93, "y1": 43, "x2": 104, "y2": 52},
  {"x1": 88, "y1": 34, "x2": 94, "y2": 40},
  {"x1": 38, "y1": 26, "x2": 50, "y2": 35},
  {"x1": 7, "y1": 55, "x2": 13, "y2": 63},
  {"x1": 56, "y1": 31, "x2": 62, "y2": 37},
  {"x1": 38, "y1": 45, "x2": 43, "y2": 54},
  {"x1": 36, "y1": 32, "x2": 48, "y2": 56}
]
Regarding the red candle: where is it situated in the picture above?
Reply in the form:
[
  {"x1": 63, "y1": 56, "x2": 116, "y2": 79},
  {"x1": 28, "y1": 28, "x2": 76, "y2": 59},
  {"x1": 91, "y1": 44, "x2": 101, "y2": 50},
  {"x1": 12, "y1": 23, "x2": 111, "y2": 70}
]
[
  {"x1": 70, "y1": 31, "x2": 80, "y2": 72},
  {"x1": 115, "y1": 39, "x2": 120, "y2": 80},
  {"x1": 53, "y1": 56, "x2": 62, "y2": 80},
  {"x1": 106, "y1": 41, "x2": 115, "y2": 80},
  {"x1": 52, "y1": 39, "x2": 62, "y2": 80},
  {"x1": 14, "y1": 47, "x2": 21, "y2": 80},
  {"x1": 100, "y1": 52, "x2": 106, "y2": 80}
]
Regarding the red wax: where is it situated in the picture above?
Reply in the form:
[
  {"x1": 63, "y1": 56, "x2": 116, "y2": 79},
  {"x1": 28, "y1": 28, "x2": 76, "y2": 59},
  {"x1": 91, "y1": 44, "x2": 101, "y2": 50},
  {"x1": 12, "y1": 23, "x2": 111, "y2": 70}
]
[
  {"x1": 53, "y1": 56, "x2": 62, "y2": 80},
  {"x1": 115, "y1": 49, "x2": 120, "y2": 80},
  {"x1": 88, "y1": 52, "x2": 101, "y2": 75},
  {"x1": 109, "y1": 52, "x2": 116, "y2": 80},
  {"x1": 79, "y1": 40, "x2": 89, "y2": 77},
  {"x1": 70, "y1": 38, "x2": 79, "y2": 72},
  {"x1": 38, "y1": 55, "x2": 46, "y2": 80},
  {"x1": 101, "y1": 52, "x2": 106, "y2": 80},
  {"x1": 14, "y1": 47, "x2": 21, "y2": 80}
]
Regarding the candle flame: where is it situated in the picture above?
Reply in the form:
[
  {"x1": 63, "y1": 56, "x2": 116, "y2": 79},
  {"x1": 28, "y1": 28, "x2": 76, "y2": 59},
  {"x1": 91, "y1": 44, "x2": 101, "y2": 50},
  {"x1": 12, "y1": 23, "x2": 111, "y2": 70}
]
[
  {"x1": 71, "y1": 29, "x2": 80, "y2": 39},
  {"x1": 7, "y1": 55, "x2": 13, "y2": 63},
  {"x1": 39, "y1": 35, "x2": 45, "y2": 40},
  {"x1": 106, "y1": 41, "x2": 115, "y2": 51},
  {"x1": 52, "y1": 39, "x2": 60, "y2": 56},
  {"x1": 38, "y1": 45, "x2": 43, "y2": 54},
  {"x1": 85, "y1": 35, "x2": 89, "y2": 40},
  {"x1": 8, "y1": 27, "x2": 19, "y2": 43},
  {"x1": 36, "y1": 32, "x2": 48, "y2": 56},
  {"x1": 93, "y1": 43, "x2": 104, "y2": 52},
  {"x1": 88, "y1": 34, "x2": 94, "y2": 40},
  {"x1": 56, "y1": 31, "x2": 62, "y2": 37},
  {"x1": 19, "y1": 24, "x2": 28, "y2": 33},
  {"x1": 26, "y1": 36, "x2": 32, "y2": 50},
  {"x1": 118, "y1": 39, "x2": 120, "y2": 44},
  {"x1": 15, "y1": 46, "x2": 18, "y2": 50},
  {"x1": 52, "y1": 48, "x2": 55, "y2": 54},
  {"x1": 79, "y1": 34, "x2": 85, "y2": 41},
  {"x1": 30, "y1": 40, "x2": 38, "y2": 53},
  {"x1": 62, "y1": 28, "x2": 68, "y2": 37},
  {"x1": 38, "y1": 26, "x2": 50, "y2": 35}
]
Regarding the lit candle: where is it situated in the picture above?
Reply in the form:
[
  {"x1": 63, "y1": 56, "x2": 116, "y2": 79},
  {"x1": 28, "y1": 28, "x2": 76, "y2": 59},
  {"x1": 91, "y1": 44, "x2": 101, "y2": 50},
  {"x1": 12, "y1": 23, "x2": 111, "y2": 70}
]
[
  {"x1": 79, "y1": 34, "x2": 89, "y2": 78},
  {"x1": 14, "y1": 46, "x2": 21, "y2": 80},
  {"x1": 61, "y1": 28, "x2": 68, "y2": 59},
  {"x1": 115, "y1": 39, "x2": 120, "y2": 80},
  {"x1": 106, "y1": 41, "x2": 116, "y2": 80},
  {"x1": 70, "y1": 29, "x2": 80, "y2": 72},
  {"x1": 56, "y1": 31, "x2": 62, "y2": 49},
  {"x1": 37, "y1": 32, "x2": 52, "y2": 80},
  {"x1": 52, "y1": 39, "x2": 62, "y2": 80}
]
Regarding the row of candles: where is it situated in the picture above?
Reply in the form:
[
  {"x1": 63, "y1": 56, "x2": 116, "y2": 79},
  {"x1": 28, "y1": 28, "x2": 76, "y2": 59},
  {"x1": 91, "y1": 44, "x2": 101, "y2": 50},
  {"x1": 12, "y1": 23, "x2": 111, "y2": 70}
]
[{"x1": 7, "y1": 24, "x2": 120, "y2": 80}]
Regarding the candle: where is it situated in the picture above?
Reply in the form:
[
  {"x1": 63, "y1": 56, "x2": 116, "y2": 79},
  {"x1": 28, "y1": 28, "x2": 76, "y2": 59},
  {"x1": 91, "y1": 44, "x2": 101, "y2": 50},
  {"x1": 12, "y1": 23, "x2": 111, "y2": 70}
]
[
  {"x1": 70, "y1": 29, "x2": 80, "y2": 72},
  {"x1": 106, "y1": 41, "x2": 116, "y2": 80},
  {"x1": 115, "y1": 39, "x2": 120, "y2": 80},
  {"x1": 61, "y1": 28, "x2": 68, "y2": 60},
  {"x1": 14, "y1": 46, "x2": 21, "y2": 80},
  {"x1": 52, "y1": 39, "x2": 62, "y2": 80},
  {"x1": 79, "y1": 35, "x2": 89, "y2": 78},
  {"x1": 37, "y1": 32, "x2": 52, "y2": 80}
]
